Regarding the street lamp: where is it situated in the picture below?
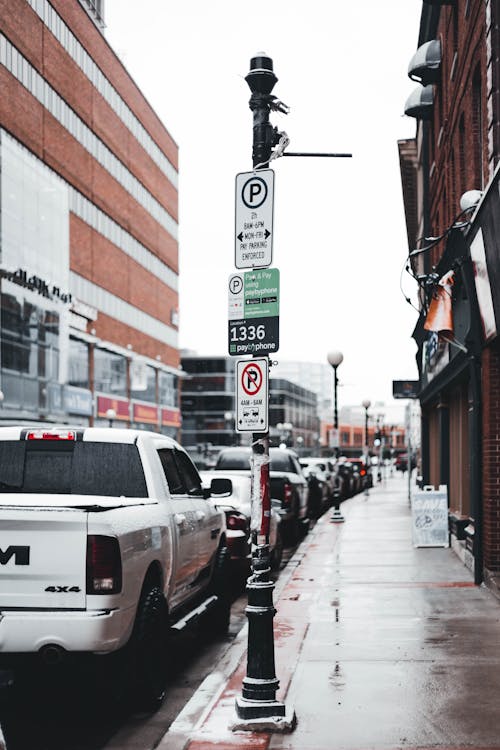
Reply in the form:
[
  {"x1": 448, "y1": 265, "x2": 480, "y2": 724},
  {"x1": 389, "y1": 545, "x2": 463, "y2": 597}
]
[
  {"x1": 105, "y1": 408, "x2": 116, "y2": 428},
  {"x1": 361, "y1": 399, "x2": 371, "y2": 498},
  {"x1": 224, "y1": 411, "x2": 234, "y2": 446},
  {"x1": 375, "y1": 411, "x2": 385, "y2": 482},
  {"x1": 233, "y1": 52, "x2": 293, "y2": 731},
  {"x1": 327, "y1": 350, "x2": 343, "y2": 454},
  {"x1": 276, "y1": 421, "x2": 292, "y2": 448},
  {"x1": 327, "y1": 351, "x2": 344, "y2": 522},
  {"x1": 361, "y1": 399, "x2": 371, "y2": 450}
]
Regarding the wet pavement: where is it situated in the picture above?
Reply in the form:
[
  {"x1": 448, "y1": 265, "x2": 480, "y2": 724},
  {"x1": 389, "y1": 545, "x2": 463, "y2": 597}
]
[{"x1": 162, "y1": 473, "x2": 500, "y2": 750}]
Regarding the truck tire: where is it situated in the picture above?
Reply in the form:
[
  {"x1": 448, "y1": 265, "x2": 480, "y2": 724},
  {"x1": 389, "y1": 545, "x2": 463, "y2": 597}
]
[
  {"x1": 130, "y1": 585, "x2": 169, "y2": 713},
  {"x1": 206, "y1": 545, "x2": 231, "y2": 636}
]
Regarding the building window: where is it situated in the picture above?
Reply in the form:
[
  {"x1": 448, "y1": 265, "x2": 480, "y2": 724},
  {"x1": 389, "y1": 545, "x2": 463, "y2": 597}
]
[
  {"x1": 68, "y1": 338, "x2": 89, "y2": 389},
  {"x1": 159, "y1": 371, "x2": 178, "y2": 407},
  {"x1": 94, "y1": 348, "x2": 127, "y2": 396},
  {"x1": 472, "y1": 66, "x2": 484, "y2": 188},
  {"x1": 131, "y1": 363, "x2": 156, "y2": 403},
  {"x1": 459, "y1": 114, "x2": 466, "y2": 194},
  {"x1": 1, "y1": 293, "x2": 60, "y2": 410},
  {"x1": 450, "y1": 148, "x2": 456, "y2": 215}
]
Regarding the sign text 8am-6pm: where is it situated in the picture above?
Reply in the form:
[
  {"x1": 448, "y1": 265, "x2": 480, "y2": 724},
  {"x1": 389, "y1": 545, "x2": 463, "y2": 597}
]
[{"x1": 228, "y1": 268, "x2": 279, "y2": 356}]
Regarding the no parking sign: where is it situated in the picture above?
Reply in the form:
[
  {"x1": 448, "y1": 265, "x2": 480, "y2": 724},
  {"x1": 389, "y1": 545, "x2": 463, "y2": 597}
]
[{"x1": 235, "y1": 358, "x2": 268, "y2": 432}]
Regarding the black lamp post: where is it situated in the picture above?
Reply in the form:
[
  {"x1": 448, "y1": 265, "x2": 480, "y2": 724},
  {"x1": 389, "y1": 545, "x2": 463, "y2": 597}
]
[
  {"x1": 362, "y1": 399, "x2": 371, "y2": 449},
  {"x1": 233, "y1": 53, "x2": 293, "y2": 730},
  {"x1": 327, "y1": 350, "x2": 343, "y2": 452},
  {"x1": 327, "y1": 350, "x2": 344, "y2": 522},
  {"x1": 362, "y1": 399, "x2": 371, "y2": 497}
]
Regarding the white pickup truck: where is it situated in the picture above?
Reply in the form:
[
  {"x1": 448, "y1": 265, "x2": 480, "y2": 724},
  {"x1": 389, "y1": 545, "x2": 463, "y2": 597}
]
[{"x1": 0, "y1": 426, "x2": 231, "y2": 711}]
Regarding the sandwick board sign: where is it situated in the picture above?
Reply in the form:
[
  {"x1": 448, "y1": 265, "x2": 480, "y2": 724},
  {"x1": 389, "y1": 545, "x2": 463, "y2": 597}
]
[{"x1": 411, "y1": 485, "x2": 449, "y2": 547}]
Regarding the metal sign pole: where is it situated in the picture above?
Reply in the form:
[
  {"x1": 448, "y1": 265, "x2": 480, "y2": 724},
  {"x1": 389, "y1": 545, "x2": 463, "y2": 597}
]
[{"x1": 233, "y1": 53, "x2": 293, "y2": 731}]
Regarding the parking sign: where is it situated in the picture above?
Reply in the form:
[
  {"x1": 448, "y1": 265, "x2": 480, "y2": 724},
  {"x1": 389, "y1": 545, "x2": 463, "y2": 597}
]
[
  {"x1": 235, "y1": 358, "x2": 269, "y2": 432},
  {"x1": 235, "y1": 170, "x2": 274, "y2": 269}
]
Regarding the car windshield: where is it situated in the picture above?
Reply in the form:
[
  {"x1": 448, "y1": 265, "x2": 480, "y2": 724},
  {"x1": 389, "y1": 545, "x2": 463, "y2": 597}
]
[
  {"x1": 269, "y1": 450, "x2": 295, "y2": 472},
  {"x1": 215, "y1": 450, "x2": 251, "y2": 470}
]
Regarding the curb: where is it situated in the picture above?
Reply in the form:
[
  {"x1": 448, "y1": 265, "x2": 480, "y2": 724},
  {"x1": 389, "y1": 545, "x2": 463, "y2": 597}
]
[{"x1": 157, "y1": 517, "x2": 324, "y2": 750}]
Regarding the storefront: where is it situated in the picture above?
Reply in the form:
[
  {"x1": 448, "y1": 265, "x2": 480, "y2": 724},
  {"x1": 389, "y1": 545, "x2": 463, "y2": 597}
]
[{"x1": 413, "y1": 226, "x2": 482, "y2": 575}]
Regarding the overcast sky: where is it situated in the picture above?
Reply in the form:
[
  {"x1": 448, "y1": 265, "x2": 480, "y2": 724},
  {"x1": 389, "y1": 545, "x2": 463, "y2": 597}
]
[{"x1": 105, "y1": 0, "x2": 423, "y2": 413}]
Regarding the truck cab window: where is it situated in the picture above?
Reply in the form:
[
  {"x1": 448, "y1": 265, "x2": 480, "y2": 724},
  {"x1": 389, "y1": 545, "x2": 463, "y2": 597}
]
[
  {"x1": 157, "y1": 448, "x2": 185, "y2": 495},
  {"x1": 174, "y1": 450, "x2": 203, "y2": 497}
]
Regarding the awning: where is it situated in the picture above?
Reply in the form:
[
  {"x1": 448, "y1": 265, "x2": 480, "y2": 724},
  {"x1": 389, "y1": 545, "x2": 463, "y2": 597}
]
[
  {"x1": 404, "y1": 85, "x2": 434, "y2": 120},
  {"x1": 408, "y1": 40, "x2": 441, "y2": 85}
]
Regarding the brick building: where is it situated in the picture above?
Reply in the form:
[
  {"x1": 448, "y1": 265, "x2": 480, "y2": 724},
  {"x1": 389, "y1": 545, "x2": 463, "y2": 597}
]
[
  {"x1": 0, "y1": 0, "x2": 181, "y2": 434},
  {"x1": 399, "y1": 0, "x2": 500, "y2": 588}
]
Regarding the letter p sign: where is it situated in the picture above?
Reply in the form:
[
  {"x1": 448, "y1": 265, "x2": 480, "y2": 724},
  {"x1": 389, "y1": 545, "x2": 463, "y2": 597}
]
[{"x1": 242, "y1": 176, "x2": 268, "y2": 209}]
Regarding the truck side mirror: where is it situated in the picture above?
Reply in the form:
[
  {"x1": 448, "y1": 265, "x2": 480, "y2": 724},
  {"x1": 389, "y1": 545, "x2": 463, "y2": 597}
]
[{"x1": 210, "y1": 477, "x2": 232, "y2": 497}]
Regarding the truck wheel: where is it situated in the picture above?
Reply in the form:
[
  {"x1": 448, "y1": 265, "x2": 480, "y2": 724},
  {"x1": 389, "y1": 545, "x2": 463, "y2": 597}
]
[
  {"x1": 130, "y1": 585, "x2": 169, "y2": 713},
  {"x1": 207, "y1": 545, "x2": 231, "y2": 636}
]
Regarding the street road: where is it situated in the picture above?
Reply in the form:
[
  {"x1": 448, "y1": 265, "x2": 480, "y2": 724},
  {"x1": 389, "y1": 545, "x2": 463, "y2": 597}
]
[{"x1": 0, "y1": 548, "x2": 296, "y2": 750}]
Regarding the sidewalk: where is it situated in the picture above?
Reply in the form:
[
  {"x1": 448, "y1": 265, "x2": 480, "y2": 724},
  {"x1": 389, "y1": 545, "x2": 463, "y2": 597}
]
[{"x1": 161, "y1": 473, "x2": 500, "y2": 750}]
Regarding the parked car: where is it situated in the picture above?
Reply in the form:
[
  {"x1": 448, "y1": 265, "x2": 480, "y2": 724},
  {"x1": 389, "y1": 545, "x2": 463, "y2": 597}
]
[
  {"x1": 201, "y1": 471, "x2": 283, "y2": 581},
  {"x1": 345, "y1": 457, "x2": 373, "y2": 490},
  {"x1": 335, "y1": 459, "x2": 357, "y2": 498},
  {"x1": 299, "y1": 457, "x2": 340, "y2": 503},
  {"x1": 395, "y1": 452, "x2": 416, "y2": 472},
  {"x1": 214, "y1": 447, "x2": 309, "y2": 545},
  {"x1": 299, "y1": 459, "x2": 333, "y2": 518},
  {"x1": 0, "y1": 426, "x2": 231, "y2": 713}
]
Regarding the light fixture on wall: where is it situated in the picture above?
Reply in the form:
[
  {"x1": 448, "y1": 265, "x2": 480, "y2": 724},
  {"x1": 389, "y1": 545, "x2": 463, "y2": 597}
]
[{"x1": 459, "y1": 189, "x2": 483, "y2": 213}]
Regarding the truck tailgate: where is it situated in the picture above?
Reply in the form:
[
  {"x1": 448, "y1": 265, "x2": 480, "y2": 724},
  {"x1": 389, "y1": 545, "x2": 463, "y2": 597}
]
[{"x1": 0, "y1": 506, "x2": 87, "y2": 609}]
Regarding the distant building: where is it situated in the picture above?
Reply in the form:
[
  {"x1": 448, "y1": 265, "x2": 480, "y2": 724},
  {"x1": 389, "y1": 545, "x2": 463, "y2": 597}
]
[
  {"x1": 322, "y1": 404, "x2": 408, "y2": 457},
  {"x1": 0, "y1": 0, "x2": 181, "y2": 435},
  {"x1": 180, "y1": 354, "x2": 319, "y2": 453},
  {"x1": 270, "y1": 360, "x2": 333, "y2": 422}
]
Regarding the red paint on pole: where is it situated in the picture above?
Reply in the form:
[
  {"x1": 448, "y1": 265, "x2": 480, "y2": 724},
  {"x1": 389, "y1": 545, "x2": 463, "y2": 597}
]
[{"x1": 260, "y1": 459, "x2": 270, "y2": 536}]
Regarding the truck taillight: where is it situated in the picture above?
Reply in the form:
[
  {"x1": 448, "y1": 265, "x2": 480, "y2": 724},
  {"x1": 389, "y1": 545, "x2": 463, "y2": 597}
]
[
  {"x1": 26, "y1": 430, "x2": 76, "y2": 440},
  {"x1": 283, "y1": 483, "x2": 293, "y2": 506},
  {"x1": 226, "y1": 512, "x2": 247, "y2": 532},
  {"x1": 86, "y1": 536, "x2": 122, "y2": 595}
]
